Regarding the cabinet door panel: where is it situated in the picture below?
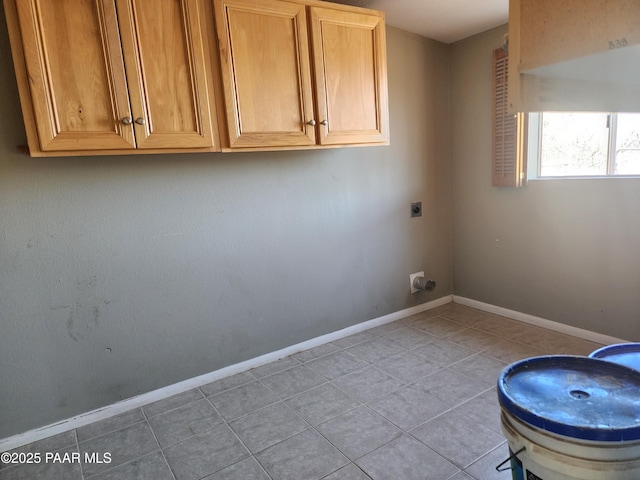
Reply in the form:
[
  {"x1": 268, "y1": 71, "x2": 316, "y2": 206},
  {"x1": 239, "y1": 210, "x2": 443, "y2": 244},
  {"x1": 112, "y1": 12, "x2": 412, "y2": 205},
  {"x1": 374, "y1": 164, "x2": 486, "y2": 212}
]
[
  {"x1": 116, "y1": 0, "x2": 217, "y2": 149},
  {"x1": 15, "y1": 0, "x2": 135, "y2": 151},
  {"x1": 214, "y1": 0, "x2": 316, "y2": 147},
  {"x1": 310, "y1": 7, "x2": 389, "y2": 145}
]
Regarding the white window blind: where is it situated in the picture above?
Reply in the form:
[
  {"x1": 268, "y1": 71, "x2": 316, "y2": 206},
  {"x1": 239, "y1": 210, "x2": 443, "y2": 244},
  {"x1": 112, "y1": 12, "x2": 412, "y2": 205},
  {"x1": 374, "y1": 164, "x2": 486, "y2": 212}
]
[{"x1": 493, "y1": 47, "x2": 526, "y2": 187}]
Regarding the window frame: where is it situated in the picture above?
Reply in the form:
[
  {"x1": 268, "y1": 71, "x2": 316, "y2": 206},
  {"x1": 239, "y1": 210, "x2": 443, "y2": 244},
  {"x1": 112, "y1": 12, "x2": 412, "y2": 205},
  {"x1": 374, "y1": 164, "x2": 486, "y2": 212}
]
[{"x1": 527, "y1": 112, "x2": 640, "y2": 180}]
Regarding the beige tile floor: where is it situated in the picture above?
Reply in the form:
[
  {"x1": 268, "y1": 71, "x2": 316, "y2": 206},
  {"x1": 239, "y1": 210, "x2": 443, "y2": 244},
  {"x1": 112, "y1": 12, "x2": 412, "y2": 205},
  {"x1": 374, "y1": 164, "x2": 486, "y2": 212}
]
[{"x1": 0, "y1": 303, "x2": 604, "y2": 480}]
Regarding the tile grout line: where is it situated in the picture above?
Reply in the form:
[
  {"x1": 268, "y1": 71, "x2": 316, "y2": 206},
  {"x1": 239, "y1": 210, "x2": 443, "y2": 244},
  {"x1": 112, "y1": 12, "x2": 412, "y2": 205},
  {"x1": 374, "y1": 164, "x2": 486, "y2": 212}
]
[
  {"x1": 201, "y1": 387, "x2": 275, "y2": 480},
  {"x1": 73, "y1": 429, "x2": 86, "y2": 480},
  {"x1": 78, "y1": 411, "x2": 165, "y2": 480},
  {"x1": 247, "y1": 350, "x2": 481, "y2": 477},
  {"x1": 142, "y1": 389, "x2": 207, "y2": 421},
  {"x1": 202, "y1": 368, "x2": 374, "y2": 479},
  {"x1": 139, "y1": 408, "x2": 177, "y2": 480},
  {"x1": 306, "y1": 409, "x2": 371, "y2": 479},
  {"x1": 74, "y1": 411, "x2": 146, "y2": 445},
  {"x1": 461, "y1": 438, "x2": 509, "y2": 479}
]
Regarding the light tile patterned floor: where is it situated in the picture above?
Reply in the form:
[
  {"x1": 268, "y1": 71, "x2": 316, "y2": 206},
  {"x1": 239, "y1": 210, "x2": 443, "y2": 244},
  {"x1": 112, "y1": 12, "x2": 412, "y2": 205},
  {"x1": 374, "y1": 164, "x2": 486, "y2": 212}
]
[{"x1": 0, "y1": 303, "x2": 604, "y2": 480}]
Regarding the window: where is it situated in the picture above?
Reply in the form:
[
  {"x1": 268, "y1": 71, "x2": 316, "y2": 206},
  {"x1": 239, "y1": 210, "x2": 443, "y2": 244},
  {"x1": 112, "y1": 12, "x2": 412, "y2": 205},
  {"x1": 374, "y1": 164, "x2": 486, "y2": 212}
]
[
  {"x1": 527, "y1": 112, "x2": 640, "y2": 178},
  {"x1": 491, "y1": 45, "x2": 640, "y2": 185}
]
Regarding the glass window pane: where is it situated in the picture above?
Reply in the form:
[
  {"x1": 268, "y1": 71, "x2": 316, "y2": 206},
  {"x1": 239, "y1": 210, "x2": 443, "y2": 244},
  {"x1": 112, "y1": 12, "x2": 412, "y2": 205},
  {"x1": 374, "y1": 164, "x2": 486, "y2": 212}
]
[
  {"x1": 614, "y1": 113, "x2": 640, "y2": 175},
  {"x1": 539, "y1": 112, "x2": 609, "y2": 177}
]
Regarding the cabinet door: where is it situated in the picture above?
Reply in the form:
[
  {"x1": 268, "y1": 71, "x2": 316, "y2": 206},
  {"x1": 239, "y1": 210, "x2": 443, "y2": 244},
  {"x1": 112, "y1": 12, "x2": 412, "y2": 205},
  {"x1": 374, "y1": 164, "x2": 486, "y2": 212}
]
[
  {"x1": 14, "y1": 0, "x2": 136, "y2": 151},
  {"x1": 214, "y1": 0, "x2": 316, "y2": 148},
  {"x1": 309, "y1": 7, "x2": 389, "y2": 145},
  {"x1": 116, "y1": 0, "x2": 218, "y2": 149}
]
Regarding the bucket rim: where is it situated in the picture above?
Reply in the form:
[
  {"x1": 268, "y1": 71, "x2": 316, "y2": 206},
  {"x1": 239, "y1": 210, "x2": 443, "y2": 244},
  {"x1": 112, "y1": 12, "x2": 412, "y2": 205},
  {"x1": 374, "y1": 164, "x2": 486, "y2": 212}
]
[
  {"x1": 497, "y1": 355, "x2": 640, "y2": 442},
  {"x1": 589, "y1": 343, "x2": 640, "y2": 359}
]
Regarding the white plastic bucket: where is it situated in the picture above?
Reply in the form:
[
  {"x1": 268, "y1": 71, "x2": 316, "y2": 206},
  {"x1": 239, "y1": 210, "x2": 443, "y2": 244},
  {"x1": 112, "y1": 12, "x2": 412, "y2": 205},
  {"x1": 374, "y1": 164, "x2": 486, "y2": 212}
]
[
  {"x1": 590, "y1": 343, "x2": 640, "y2": 372},
  {"x1": 497, "y1": 356, "x2": 640, "y2": 480},
  {"x1": 501, "y1": 410, "x2": 640, "y2": 479}
]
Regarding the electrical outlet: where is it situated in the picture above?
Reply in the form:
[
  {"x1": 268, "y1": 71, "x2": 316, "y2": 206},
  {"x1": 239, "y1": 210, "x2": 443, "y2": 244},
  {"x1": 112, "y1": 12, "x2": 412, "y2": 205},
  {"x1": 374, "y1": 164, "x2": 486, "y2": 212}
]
[
  {"x1": 411, "y1": 202, "x2": 422, "y2": 217},
  {"x1": 410, "y1": 271, "x2": 424, "y2": 294}
]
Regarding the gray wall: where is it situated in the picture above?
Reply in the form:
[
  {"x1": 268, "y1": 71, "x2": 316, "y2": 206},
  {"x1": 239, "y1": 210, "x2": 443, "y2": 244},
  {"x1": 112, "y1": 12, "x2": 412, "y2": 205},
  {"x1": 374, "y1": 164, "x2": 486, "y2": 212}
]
[
  {"x1": 450, "y1": 25, "x2": 640, "y2": 342},
  {"x1": 0, "y1": 17, "x2": 452, "y2": 438}
]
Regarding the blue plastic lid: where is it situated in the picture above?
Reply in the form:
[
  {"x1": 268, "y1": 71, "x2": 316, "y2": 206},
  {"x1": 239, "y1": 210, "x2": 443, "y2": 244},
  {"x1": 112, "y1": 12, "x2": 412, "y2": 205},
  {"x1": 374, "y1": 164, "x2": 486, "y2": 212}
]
[
  {"x1": 497, "y1": 355, "x2": 640, "y2": 442},
  {"x1": 589, "y1": 343, "x2": 640, "y2": 372}
]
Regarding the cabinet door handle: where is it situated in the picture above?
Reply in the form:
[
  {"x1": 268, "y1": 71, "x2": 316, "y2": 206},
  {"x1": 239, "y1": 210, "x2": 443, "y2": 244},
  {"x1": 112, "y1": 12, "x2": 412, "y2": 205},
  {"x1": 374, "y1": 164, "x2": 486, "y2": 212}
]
[
  {"x1": 135, "y1": 117, "x2": 146, "y2": 125},
  {"x1": 320, "y1": 120, "x2": 328, "y2": 126},
  {"x1": 307, "y1": 119, "x2": 316, "y2": 126},
  {"x1": 121, "y1": 117, "x2": 133, "y2": 125}
]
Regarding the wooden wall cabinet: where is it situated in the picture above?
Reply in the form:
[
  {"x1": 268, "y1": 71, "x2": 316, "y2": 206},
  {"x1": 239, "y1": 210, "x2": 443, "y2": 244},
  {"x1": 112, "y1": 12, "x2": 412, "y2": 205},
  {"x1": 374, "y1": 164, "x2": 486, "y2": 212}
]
[
  {"x1": 4, "y1": 0, "x2": 221, "y2": 156},
  {"x1": 213, "y1": 0, "x2": 389, "y2": 150}
]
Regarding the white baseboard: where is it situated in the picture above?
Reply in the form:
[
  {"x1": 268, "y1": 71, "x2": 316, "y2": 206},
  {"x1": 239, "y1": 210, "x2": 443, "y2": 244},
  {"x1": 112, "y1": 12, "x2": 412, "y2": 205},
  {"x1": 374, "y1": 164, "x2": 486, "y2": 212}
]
[
  {"x1": 0, "y1": 295, "x2": 452, "y2": 452},
  {"x1": 453, "y1": 295, "x2": 628, "y2": 345}
]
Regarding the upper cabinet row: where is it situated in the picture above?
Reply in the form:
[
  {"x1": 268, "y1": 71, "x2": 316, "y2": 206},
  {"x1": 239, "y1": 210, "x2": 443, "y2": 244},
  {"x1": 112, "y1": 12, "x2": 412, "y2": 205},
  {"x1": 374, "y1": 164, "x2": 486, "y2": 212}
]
[{"x1": 3, "y1": 0, "x2": 389, "y2": 156}]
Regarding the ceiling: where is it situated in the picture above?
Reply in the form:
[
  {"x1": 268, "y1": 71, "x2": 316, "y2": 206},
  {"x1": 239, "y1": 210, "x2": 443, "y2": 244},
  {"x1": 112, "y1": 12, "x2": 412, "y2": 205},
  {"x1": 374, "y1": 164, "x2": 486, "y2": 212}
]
[{"x1": 329, "y1": 0, "x2": 509, "y2": 44}]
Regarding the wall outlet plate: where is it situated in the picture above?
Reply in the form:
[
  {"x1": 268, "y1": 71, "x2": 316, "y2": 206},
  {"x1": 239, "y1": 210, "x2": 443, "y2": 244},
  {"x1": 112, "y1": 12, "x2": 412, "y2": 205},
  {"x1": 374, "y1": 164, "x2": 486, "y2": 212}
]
[
  {"x1": 410, "y1": 271, "x2": 424, "y2": 294},
  {"x1": 411, "y1": 202, "x2": 422, "y2": 217}
]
